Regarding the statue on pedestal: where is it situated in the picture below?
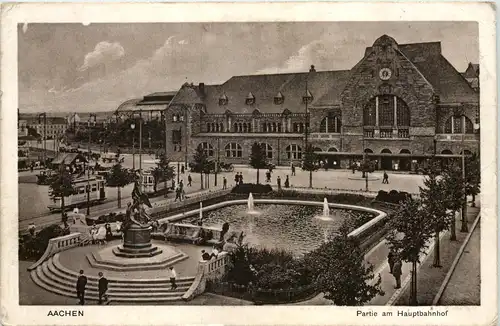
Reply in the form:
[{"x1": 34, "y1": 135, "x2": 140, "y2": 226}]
[{"x1": 113, "y1": 176, "x2": 162, "y2": 258}]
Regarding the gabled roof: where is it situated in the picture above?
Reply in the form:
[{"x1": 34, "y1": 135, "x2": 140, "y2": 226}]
[
  {"x1": 463, "y1": 63, "x2": 479, "y2": 78},
  {"x1": 398, "y1": 42, "x2": 478, "y2": 103},
  {"x1": 52, "y1": 153, "x2": 88, "y2": 165},
  {"x1": 201, "y1": 70, "x2": 351, "y2": 114}
]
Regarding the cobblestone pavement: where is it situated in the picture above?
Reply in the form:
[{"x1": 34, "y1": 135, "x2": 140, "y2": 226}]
[{"x1": 438, "y1": 223, "x2": 480, "y2": 305}]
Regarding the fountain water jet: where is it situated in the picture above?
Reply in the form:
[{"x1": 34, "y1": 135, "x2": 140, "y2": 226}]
[
  {"x1": 315, "y1": 198, "x2": 334, "y2": 221},
  {"x1": 246, "y1": 193, "x2": 260, "y2": 215}
]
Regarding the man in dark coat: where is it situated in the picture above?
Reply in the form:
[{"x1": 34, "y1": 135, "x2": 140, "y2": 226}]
[
  {"x1": 98, "y1": 272, "x2": 109, "y2": 305},
  {"x1": 392, "y1": 258, "x2": 402, "y2": 289},
  {"x1": 76, "y1": 270, "x2": 87, "y2": 305},
  {"x1": 387, "y1": 250, "x2": 395, "y2": 274}
]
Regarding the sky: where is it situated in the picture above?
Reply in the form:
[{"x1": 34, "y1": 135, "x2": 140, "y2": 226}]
[{"x1": 18, "y1": 21, "x2": 478, "y2": 113}]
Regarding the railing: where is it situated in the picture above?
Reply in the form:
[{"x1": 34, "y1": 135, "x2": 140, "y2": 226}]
[
  {"x1": 27, "y1": 232, "x2": 81, "y2": 271},
  {"x1": 435, "y1": 133, "x2": 479, "y2": 141},
  {"x1": 163, "y1": 223, "x2": 223, "y2": 244},
  {"x1": 379, "y1": 129, "x2": 393, "y2": 138},
  {"x1": 205, "y1": 252, "x2": 230, "y2": 279},
  {"x1": 182, "y1": 252, "x2": 229, "y2": 301}
]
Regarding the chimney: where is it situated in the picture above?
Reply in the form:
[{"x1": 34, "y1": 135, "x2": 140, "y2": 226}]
[
  {"x1": 199, "y1": 83, "x2": 205, "y2": 95},
  {"x1": 309, "y1": 65, "x2": 316, "y2": 73}
]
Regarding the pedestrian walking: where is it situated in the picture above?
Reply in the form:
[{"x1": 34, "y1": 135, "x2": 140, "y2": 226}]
[
  {"x1": 174, "y1": 186, "x2": 181, "y2": 202},
  {"x1": 171, "y1": 179, "x2": 176, "y2": 190},
  {"x1": 239, "y1": 172, "x2": 244, "y2": 185},
  {"x1": 181, "y1": 165, "x2": 185, "y2": 174},
  {"x1": 387, "y1": 250, "x2": 395, "y2": 274},
  {"x1": 265, "y1": 171, "x2": 271, "y2": 183},
  {"x1": 284, "y1": 175, "x2": 290, "y2": 188},
  {"x1": 382, "y1": 171, "x2": 389, "y2": 184},
  {"x1": 30, "y1": 163, "x2": 34, "y2": 173},
  {"x1": 277, "y1": 176, "x2": 282, "y2": 190},
  {"x1": 223, "y1": 176, "x2": 227, "y2": 189},
  {"x1": 98, "y1": 272, "x2": 109, "y2": 305},
  {"x1": 168, "y1": 267, "x2": 177, "y2": 290},
  {"x1": 392, "y1": 258, "x2": 402, "y2": 289},
  {"x1": 187, "y1": 174, "x2": 192, "y2": 186},
  {"x1": 291, "y1": 163, "x2": 296, "y2": 176},
  {"x1": 76, "y1": 270, "x2": 87, "y2": 305},
  {"x1": 179, "y1": 180, "x2": 184, "y2": 199},
  {"x1": 234, "y1": 172, "x2": 239, "y2": 186}
]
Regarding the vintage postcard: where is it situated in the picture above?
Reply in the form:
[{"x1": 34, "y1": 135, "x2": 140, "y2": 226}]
[{"x1": 1, "y1": 2, "x2": 497, "y2": 325}]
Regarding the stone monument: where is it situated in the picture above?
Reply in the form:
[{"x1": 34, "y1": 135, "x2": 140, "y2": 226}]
[{"x1": 113, "y1": 179, "x2": 163, "y2": 258}]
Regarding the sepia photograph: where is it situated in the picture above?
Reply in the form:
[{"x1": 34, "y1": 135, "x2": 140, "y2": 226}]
[{"x1": 1, "y1": 2, "x2": 497, "y2": 326}]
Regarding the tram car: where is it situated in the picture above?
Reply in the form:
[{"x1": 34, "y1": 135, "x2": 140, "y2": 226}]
[
  {"x1": 47, "y1": 176, "x2": 106, "y2": 212},
  {"x1": 140, "y1": 169, "x2": 170, "y2": 195}
]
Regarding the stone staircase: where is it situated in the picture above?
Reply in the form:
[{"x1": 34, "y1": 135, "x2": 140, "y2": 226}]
[{"x1": 31, "y1": 253, "x2": 195, "y2": 303}]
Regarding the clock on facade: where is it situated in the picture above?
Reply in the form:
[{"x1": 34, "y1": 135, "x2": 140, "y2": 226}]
[{"x1": 379, "y1": 68, "x2": 392, "y2": 81}]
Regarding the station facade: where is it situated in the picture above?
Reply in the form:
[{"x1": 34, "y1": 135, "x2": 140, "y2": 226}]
[{"x1": 115, "y1": 35, "x2": 480, "y2": 171}]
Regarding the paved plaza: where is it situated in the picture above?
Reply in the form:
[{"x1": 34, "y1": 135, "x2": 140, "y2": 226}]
[{"x1": 19, "y1": 150, "x2": 478, "y2": 306}]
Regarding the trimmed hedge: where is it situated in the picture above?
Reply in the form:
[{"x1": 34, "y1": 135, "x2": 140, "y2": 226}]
[
  {"x1": 231, "y1": 183, "x2": 273, "y2": 195},
  {"x1": 375, "y1": 190, "x2": 411, "y2": 204}
]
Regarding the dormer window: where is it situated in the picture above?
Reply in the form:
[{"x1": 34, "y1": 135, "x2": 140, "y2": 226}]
[
  {"x1": 219, "y1": 93, "x2": 228, "y2": 106},
  {"x1": 274, "y1": 92, "x2": 284, "y2": 105},
  {"x1": 302, "y1": 90, "x2": 313, "y2": 104},
  {"x1": 172, "y1": 114, "x2": 178, "y2": 122},
  {"x1": 245, "y1": 92, "x2": 255, "y2": 105}
]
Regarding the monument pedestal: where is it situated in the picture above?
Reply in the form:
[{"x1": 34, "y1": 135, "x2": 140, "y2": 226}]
[{"x1": 113, "y1": 224, "x2": 163, "y2": 258}]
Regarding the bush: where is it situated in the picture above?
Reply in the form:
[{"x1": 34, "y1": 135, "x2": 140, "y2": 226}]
[
  {"x1": 19, "y1": 224, "x2": 68, "y2": 261},
  {"x1": 375, "y1": 190, "x2": 411, "y2": 204},
  {"x1": 231, "y1": 183, "x2": 273, "y2": 195}
]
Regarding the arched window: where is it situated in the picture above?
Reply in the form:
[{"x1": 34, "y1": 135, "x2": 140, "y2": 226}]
[
  {"x1": 215, "y1": 123, "x2": 220, "y2": 132},
  {"x1": 262, "y1": 143, "x2": 273, "y2": 159},
  {"x1": 272, "y1": 122, "x2": 277, "y2": 132},
  {"x1": 400, "y1": 149, "x2": 411, "y2": 154},
  {"x1": 211, "y1": 123, "x2": 216, "y2": 132},
  {"x1": 198, "y1": 142, "x2": 214, "y2": 157},
  {"x1": 206, "y1": 123, "x2": 211, "y2": 132},
  {"x1": 328, "y1": 147, "x2": 338, "y2": 152},
  {"x1": 220, "y1": 123, "x2": 224, "y2": 132},
  {"x1": 381, "y1": 148, "x2": 392, "y2": 154},
  {"x1": 379, "y1": 95, "x2": 394, "y2": 126},
  {"x1": 286, "y1": 144, "x2": 302, "y2": 160},
  {"x1": 441, "y1": 150, "x2": 453, "y2": 154},
  {"x1": 233, "y1": 123, "x2": 237, "y2": 132},
  {"x1": 444, "y1": 115, "x2": 474, "y2": 134},
  {"x1": 364, "y1": 148, "x2": 374, "y2": 153},
  {"x1": 238, "y1": 123, "x2": 243, "y2": 133},
  {"x1": 225, "y1": 143, "x2": 242, "y2": 158},
  {"x1": 397, "y1": 98, "x2": 410, "y2": 126},
  {"x1": 364, "y1": 96, "x2": 410, "y2": 127},
  {"x1": 243, "y1": 123, "x2": 248, "y2": 133},
  {"x1": 320, "y1": 116, "x2": 342, "y2": 133},
  {"x1": 363, "y1": 99, "x2": 376, "y2": 126}
]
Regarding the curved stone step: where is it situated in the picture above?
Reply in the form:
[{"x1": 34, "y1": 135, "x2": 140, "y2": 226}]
[
  {"x1": 33, "y1": 264, "x2": 185, "y2": 302},
  {"x1": 46, "y1": 261, "x2": 192, "y2": 289},
  {"x1": 86, "y1": 251, "x2": 189, "y2": 272},
  {"x1": 44, "y1": 262, "x2": 190, "y2": 293},
  {"x1": 53, "y1": 254, "x2": 195, "y2": 284}
]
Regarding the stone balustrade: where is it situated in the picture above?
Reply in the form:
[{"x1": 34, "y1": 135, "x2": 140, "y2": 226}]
[{"x1": 27, "y1": 232, "x2": 81, "y2": 271}]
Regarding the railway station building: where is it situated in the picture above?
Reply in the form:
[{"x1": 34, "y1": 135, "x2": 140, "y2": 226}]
[{"x1": 115, "y1": 35, "x2": 480, "y2": 171}]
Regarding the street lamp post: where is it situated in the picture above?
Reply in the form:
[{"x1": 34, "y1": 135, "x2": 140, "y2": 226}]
[
  {"x1": 87, "y1": 113, "x2": 96, "y2": 216},
  {"x1": 139, "y1": 111, "x2": 143, "y2": 186},
  {"x1": 460, "y1": 131, "x2": 469, "y2": 233},
  {"x1": 38, "y1": 113, "x2": 47, "y2": 166},
  {"x1": 363, "y1": 137, "x2": 368, "y2": 192},
  {"x1": 131, "y1": 123, "x2": 136, "y2": 171},
  {"x1": 215, "y1": 137, "x2": 220, "y2": 187}
]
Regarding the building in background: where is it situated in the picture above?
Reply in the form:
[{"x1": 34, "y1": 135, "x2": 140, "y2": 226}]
[
  {"x1": 27, "y1": 117, "x2": 67, "y2": 140},
  {"x1": 116, "y1": 34, "x2": 480, "y2": 170}
]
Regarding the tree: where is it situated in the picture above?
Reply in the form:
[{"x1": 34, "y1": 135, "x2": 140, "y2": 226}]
[
  {"x1": 48, "y1": 160, "x2": 75, "y2": 227},
  {"x1": 420, "y1": 161, "x2": 455, "y2": 268},
  {"x1": 465, "y1": 153, "x2": 480, "y2": 207},
  {"x1": 306, "y1": 232, "x2": 384, "y2": 305},
  {"x1": 302, "y1": 144, "x2": 319, "y2": 188},
  {"x1": 152, "y1": 153, "x2": 175, "y2": 196},
  {"x1": 106, "y1": 162, "x2": 132, "y2": 208},
  {"x1": 190, "y1": 145, "x2": 211, "y2": 190},
  {"x1": 440, "y1": 161, "x2": 465, "y2": 242},
  {"x1": 386, "y1": 198, "x2": 434, "y2": 305},
  {"x1": 249, "y1": 142, "x2": 268, "y2": 184}
]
